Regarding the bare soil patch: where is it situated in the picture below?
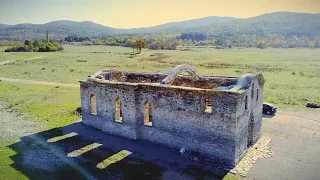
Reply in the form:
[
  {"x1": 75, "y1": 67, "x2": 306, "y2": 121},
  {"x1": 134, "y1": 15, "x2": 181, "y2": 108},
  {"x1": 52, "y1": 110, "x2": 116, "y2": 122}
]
[{"x1": 0, "y1": 102, "x2": 46, "y2": 141}]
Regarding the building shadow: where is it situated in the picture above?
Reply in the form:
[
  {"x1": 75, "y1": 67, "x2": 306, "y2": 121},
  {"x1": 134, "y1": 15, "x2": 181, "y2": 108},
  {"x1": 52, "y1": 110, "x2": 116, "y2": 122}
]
[
  {"x1": 7, "y1": 122, "x2": 232, "y2": 180},
  {"x1": 262, "y1": 114, "x2": 276, "y2": 119}
]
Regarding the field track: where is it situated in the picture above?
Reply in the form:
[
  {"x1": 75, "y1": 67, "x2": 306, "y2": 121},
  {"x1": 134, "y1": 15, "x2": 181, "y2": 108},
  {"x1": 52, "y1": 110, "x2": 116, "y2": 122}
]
[
  {"x1": 0, "y1": 77, "x2": 79, "y2": 88},
  {"x1": 0, "y1": 56, "x2": 43, "y2": 65}
]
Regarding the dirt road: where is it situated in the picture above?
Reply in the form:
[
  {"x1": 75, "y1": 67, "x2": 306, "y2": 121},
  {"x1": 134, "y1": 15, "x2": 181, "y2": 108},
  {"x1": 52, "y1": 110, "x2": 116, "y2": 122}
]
[
  {"x1": 247, "y1": 109, "x2": 320, "y2": 180},
  {"x1": 0, "y1": 57, "x2": 43, "y2": 66}
]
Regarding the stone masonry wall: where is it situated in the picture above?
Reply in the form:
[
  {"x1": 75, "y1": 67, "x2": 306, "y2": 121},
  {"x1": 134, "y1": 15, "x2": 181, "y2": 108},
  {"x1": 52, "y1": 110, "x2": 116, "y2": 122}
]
[
  {"x1": 136, "y1": 86, "x2": 240, "y2": 165},
  {"x1": 80, "y1": 82, "x2": 139, "y2": 139},
  {"x1": 80, "y1": 73, "x2": 264, "y2": 167},
  {"x1": 234, "y1": 76, "x2": 264, "y2": 163}
]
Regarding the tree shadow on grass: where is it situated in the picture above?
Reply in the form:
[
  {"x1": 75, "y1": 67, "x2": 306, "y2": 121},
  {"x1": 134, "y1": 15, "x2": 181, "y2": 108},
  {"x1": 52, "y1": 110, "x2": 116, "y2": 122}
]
[{"x1": 8, "y1": 122, "x2": 231, "y2": 180}]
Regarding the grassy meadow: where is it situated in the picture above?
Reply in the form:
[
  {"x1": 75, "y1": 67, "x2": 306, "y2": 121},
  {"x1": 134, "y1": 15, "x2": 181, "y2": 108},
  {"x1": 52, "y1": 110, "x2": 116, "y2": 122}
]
[
  {"x1": 0, "y1": 82, "x2": 80, "y2": 180},
  {"x1": 1, "y1": 45, "x2": 320, "y2": 107},
  {"x1": 0, "y1": 45, "x2": 319, "y2": 180}
]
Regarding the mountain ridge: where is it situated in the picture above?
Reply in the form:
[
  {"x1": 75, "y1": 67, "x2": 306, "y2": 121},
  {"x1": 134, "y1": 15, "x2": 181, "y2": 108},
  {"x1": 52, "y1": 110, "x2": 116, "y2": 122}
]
[
  {"x1": 0, "y1": 11, "x2": 320, "y2": 40},
  {"x1": 194, "y1": 11, "x2": 320, "y2": 38},
  {"x1": 0, "y1": 16, "x2": 238, "y2": 39}
]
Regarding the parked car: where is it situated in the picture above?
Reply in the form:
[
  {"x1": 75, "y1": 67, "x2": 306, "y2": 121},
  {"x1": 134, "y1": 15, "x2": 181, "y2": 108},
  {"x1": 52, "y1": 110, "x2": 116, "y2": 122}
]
[
  {"x1": 263, "y1": 103, "x2": 277, "y2": 115},
  {"x1": 306, "y1": 102, "x2": 320, "y2": 108}
]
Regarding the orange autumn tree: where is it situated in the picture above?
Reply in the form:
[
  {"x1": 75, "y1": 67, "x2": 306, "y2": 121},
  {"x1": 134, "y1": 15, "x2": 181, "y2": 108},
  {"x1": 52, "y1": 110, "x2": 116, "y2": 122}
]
[{"x1": 134, "y1": 40, "x2": 147, "y2": 54}]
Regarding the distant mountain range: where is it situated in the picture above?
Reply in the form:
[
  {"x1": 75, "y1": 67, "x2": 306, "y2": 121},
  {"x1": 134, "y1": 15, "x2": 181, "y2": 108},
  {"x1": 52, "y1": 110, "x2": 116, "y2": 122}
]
[
  {"x1": 193, "y1": 12, "x2": 320, "y2": 38},
  {"x1": 0, "y1": 12, "x2": 320, "y2": 40},
  {"x1": 0, "y1": 16, "x2": 237, "y2": 40},
  {"x1": 119, "y1": 16, "x2": 239, "y2": 34},
  {"x1": 0, "y1": 21, "x2": 117, "y2": 40}
]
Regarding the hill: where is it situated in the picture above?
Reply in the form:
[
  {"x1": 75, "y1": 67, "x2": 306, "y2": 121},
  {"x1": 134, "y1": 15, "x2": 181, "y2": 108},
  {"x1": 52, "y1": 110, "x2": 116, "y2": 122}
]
[
  {"x1": 120, "y1": 16, "x2": 238, "y2": 34},
  {"x1": 0, "y1": 12, "x2": 320, "y2": 42},
  {"x1": 194, "y1": 12, "x2": 320, "y2": 38},
  {"x1": 0, "y1": 17, "x2": 237, "y2": 40},
  {"x1": 0, "y1": 21, "x2": 117, "y2": 40}
]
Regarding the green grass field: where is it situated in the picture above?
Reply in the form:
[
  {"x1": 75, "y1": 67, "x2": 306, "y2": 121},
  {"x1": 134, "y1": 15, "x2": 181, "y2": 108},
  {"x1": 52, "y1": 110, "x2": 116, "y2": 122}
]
[
  {"x1": 1, "y1": 44, "x2": 319, "y2": 180},
  {"x1": 1, "y1": 45, "x2": 319, "y2": 107},
  {"x1": 0, "y1": 82, "x2": 80, "y2": 180}
]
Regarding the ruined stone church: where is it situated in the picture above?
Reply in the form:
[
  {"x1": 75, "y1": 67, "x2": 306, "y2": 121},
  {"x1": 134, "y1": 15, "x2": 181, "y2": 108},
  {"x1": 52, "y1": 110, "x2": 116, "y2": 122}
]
[{"x1": 80, "y1": 65, "x2": 264, "y2": 166}]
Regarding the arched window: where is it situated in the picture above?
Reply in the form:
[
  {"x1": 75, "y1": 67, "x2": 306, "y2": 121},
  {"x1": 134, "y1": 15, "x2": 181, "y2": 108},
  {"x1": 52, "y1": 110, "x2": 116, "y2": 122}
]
[
  {"x1": 144, "y1": 101, "x2": 152, "y2": 126},
  {"x1": 115, "y1": 98, "x2": 122, "y2": 122},
  {"x1": 256, "y1": 89, "x2": 259, "y2": 102},
  {"x1": 90, "y1": 94, "x2": 97, "y2": 115}
]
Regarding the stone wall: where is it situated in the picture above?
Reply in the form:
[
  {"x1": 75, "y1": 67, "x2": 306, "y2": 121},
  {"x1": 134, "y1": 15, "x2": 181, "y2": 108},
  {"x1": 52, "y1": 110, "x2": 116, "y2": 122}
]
[
  {"x1": 80, "y1": 83, "x2": 139, "y2": 139},
  {"x1": 234, "y1": 76, "x2": 264, "y2": 163},
  {"x1": 80, "y1": 71, "x2": 264, "y2": 167},
  {"x1": 135, "y1": 86, "x2": 240, "y2": 165}
]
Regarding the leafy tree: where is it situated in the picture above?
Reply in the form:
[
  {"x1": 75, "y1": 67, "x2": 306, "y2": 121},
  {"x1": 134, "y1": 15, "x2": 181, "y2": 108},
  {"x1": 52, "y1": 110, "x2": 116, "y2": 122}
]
[
  {"x1": 215, "y1": 38, "x2": 228, "y2": 47},
  {"x1": 308, "y1": 41, "x2": 316, "y2": 48},
  {"x1": 65, "y1": 36, "x2": 90, "y2": 42},
  {"x1": 274, "y1": 38, "x2": 281, "y2": 48},
  {"x1": 5, "y1": 39, "x2": 63, "y2": 52},
  {"x1": 134, "y1": 40, "x2": 147, "y2": 53},
  {"x1": 180, "y1": 32, "x2": 207, "y2": 41},
  {"x1": 257, "y1": 40, "x2": 267, "y2": 49},
  {"x1": 24, "y1": 40, "x2": 31, "y2": 46}
]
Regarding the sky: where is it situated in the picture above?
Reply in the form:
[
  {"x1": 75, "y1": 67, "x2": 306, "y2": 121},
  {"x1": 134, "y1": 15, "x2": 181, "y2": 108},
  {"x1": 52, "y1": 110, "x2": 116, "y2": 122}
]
[{"x1": 0, "y1": 0, "x2": 319, "y2": 28}]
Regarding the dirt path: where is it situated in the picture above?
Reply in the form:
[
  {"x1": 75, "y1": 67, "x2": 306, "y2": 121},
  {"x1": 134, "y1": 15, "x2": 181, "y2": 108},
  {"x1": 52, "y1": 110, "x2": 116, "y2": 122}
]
[
  {"x1": 246, "y1": 110, "x2": 320, "y2": 180},
  {"x1": 0, "y1": 77, "x2": 79, "y2": 88},
  {"x1": 0, "y1": 56, "x2": 78, "y2": 87},
  {"x1": 0, "y1": 56, "x2": 43, "y2": 66}
]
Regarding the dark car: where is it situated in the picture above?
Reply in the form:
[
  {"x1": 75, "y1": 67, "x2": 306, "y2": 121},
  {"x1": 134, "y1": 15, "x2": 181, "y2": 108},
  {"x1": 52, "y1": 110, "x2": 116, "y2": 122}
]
[
  {"x1": 306, "y1": 102, "x2": 320, "y2": 108},
  {"x1": 263, "y1": 103, "x2": 277, "y2": 115}
]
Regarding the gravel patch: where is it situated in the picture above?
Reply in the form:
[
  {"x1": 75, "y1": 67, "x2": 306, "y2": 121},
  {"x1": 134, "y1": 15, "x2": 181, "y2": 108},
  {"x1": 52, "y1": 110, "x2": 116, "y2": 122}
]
[
  {"x1": 229, "y1": 137, "x2": 273, "y2": 177},
  {"x1": 0, "y1": 102, "x2": 46, "y2": 141}
]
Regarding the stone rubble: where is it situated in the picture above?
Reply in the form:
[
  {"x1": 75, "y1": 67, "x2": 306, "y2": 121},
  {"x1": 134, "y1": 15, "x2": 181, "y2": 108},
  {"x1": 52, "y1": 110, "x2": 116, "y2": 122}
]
[{"x1": 228, "y1": 136, "x2": 273, "y2": 177}]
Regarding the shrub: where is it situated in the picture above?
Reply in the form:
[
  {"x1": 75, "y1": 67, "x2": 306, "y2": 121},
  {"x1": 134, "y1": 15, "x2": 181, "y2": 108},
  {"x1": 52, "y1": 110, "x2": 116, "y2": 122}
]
[
  {"x1": 24, "y1": 40, "x2": 32, "y2": 46},
  {"x1": 5, "y1": 46, "x2": 32, "y2": 52},
  {"x1": 257, "y1": 40, "x2": 267, "y2": 49},
  {"x1": 5, "y1": 40, "x2": 63, "y2": 52}
]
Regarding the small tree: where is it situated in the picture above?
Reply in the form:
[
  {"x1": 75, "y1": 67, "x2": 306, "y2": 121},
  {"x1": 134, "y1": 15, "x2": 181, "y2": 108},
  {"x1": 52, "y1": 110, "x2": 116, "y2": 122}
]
[
  {"x1": 257, "y1": 40, "x2": 267, "y2": 49},
  {"x1": 308, "y1": 41, "x2": 315, "y2": 48},
  {"x1": 134, "y1": 40, "x2": 147, "y2": 54},
  {"x1": 274, "y1": 38, "x2": 281, "y2": 48},
  {"x1": 215, "y1": 38, "x2": 227, "y2": 47},
  {"x1": 24, "y1": 40, "x2": 32, "y2": 46}
]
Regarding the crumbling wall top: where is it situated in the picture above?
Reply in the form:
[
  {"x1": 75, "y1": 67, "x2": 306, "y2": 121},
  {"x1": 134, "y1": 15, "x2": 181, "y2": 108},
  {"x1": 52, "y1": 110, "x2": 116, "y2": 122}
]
[{"x1": 81, "y1": 64, "x2": 264, "y2": 94}]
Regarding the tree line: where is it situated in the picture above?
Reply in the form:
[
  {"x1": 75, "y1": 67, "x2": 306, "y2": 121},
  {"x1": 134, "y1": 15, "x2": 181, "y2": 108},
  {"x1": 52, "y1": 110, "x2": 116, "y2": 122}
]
[
  {"x1": 5, "y1": 32, "x2": 63, "y2": 52},
  {"x1": 76, "y1": 35, "x2": 179, "y2": 50},
  {"x1": 64, "y1": 33, "x2": 320, "y2": 50},
  {"x1": 3, "y1": 32, "x2": 320, "y2": 53},
  {"x1": 5, "y1": 39, "x2": 64, "y2": 52}
]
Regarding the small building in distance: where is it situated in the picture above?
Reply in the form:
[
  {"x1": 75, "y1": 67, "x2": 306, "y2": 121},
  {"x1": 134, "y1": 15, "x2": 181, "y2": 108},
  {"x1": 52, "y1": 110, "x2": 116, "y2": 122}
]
[{"x1": 79, "y1": 65, "x2": 264, "y2": 166}]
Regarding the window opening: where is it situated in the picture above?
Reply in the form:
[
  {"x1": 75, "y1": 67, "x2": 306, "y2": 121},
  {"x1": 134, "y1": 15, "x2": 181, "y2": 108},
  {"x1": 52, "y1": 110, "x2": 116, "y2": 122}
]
[
  {"x1": 144, "y1": 101, "x2": 152, "y2": 126},
  {"x1": 204, "y1": 99, "x2": 212, "y2": 113},
  {"x1": 115, "y1": 98, "x2": 122, "y2": 122},
  {"x1": 90, "y1": 94, "x2": 97, "y2": 115}
]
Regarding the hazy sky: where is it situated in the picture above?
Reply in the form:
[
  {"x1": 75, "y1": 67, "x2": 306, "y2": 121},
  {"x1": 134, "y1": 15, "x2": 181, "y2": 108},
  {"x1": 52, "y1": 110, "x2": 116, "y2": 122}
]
[{"x1": 0, "y1": 0, "x2": 319, "y2": 28}]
